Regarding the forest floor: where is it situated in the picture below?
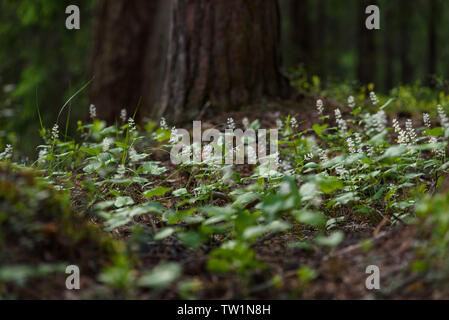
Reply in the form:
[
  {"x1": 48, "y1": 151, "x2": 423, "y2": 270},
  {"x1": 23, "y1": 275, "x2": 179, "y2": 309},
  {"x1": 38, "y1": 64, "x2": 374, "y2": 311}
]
[
  {"x1": 3, "y1": 94, "x2": 449, "y2": 300},
  {"x1": 70, "y1": 96, "x2": 441, "y2": 300}
]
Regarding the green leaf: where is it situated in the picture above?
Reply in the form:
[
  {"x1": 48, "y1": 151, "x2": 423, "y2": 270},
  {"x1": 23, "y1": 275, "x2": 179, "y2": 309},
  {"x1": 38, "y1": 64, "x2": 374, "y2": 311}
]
[
  {"x1": 312, "y1": 123, "x2": 328, "y2": 136},
  {"x1": 138, "y1": 263, "x2": 181, "y2": 289},
  {"x1": 154, "y1": 228, "x2": 175, "y2": 241},
  {"x1": 114, "y1": 196, "x2": 134, "y2": 208},
  {"x1": 143, "y1": 186, "x2": 172, "y2": 198},
  {"x1": 423, "y1": 127, "x2": 444, "y2": 137},
  {"x1": 315, "y1": 231, "x2": 344, "y2": 247}
]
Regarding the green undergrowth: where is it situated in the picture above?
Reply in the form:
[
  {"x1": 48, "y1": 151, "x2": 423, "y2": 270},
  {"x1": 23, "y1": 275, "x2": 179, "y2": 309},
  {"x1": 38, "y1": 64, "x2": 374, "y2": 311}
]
[{"x1": 2, "y1": 87, "x2": 449, "y2": 298}]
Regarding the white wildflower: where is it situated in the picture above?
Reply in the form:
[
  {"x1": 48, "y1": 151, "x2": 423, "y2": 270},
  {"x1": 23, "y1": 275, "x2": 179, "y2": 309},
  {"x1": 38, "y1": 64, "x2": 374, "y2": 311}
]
[
  {"x1": 0, "y1": 144, "x2": 12, "y2": 160},
  {"x1": 370, "y1": 92, "x2": 379, "y2": 106},
  {"x1": 227, "y1": 118, "x2": 236, "y2": 130},
  {"x1": 120, "y1": 109, "x2": 127, "y2": 123},
  {"x1": 89, "y1": 104, "x2": 96, "y2": 119},
  {"x1": 242, "y1": 117, "x2": 250, "y2": 129},
  {"x1": 373, "y1": 110, "x2": 387, "y2": 133},
  {"x1": 160, "y1": 117, "x2": 168, "y2": 130},
  {"x1": 438, "y1": 105, "x2": 449, "y2": 129},
  {"x1": 392, "y1": 119, "x2": 409, "y2": 145},
  {"x1": 102, "y1": 137, "x2": 114, "y2": 152},
  {"x1": 317, "y1": 148, "x2": 329, "y2": 163},
  {"x1": 290, "y1": 117, "x2": 299, "y2": 130},
  {"x1": 37, "y1": 148, "x2": 48, "y2": 164},
  {"x1": 51, "y1": 124, "x2": 59, "y2": 141},
  {"x1": 423, "y1": 113, "x2": 431, "y2": 128},
  {"x1": 169, "y1": 127, "x2": 181, "y2": 144},
  {"x1": 128, "y1": 118, "x2": 136, "y2": 133},
  {"x1": 317, "y1": 99, "x2": 324, "y2": 115},
  {"x1": 335, "y1": 165, "x2": 348, "y2": 178},
  {"x1": 347, "y1": 137, "x2": 356, "y2": 154},
  {"x1": 335, "y1": 109, "x2": 347, "y2": 133},
  {"x1": 405, "y1": 119, "x2": 417, "y2": 145},
  {"x1": 429, "y1": 136, "x2": 445, "y2": 157},
  {"x1": 304, "y1": 153, "x2": 314, "y2": 161},
  {"x1": 348, "y1": 96, "x2": 356, "y2": 108},
  {"x1": 355, "y1": 133, "x2": 364, "y2": 154},
  {"x1": 181, "y1": 146, "x2": 192, "y2": 164}
]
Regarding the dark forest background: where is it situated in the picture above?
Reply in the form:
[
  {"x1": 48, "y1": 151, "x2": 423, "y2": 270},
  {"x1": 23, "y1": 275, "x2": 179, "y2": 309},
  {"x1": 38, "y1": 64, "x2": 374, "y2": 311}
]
[{"x1": 1, "y1": 0, "x2": 449, "y2": 155}]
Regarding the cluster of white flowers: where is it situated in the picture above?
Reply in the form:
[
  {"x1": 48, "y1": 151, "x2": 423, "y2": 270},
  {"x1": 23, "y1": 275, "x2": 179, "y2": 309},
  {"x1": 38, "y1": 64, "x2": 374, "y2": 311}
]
[
  {"x1": 317, "y1": 148, "x2": 329, "y2": 162},
  {"x1": 160, "y1": 117, "x2": 168, "y2": 130},
  {"x1": 370, "y1": 92, "x2": 379, "y2": 105},
  {"x1": 354, "y1": 133, "x2": 364, "y2": 154},
  {"x1": 362, "y1": 111, "x2": 387, "y2": 135},
  {"x1": 347, "y1": 137, "x2": 356, "y2": 154},
  {"x1": 128, "y1": 118, "x2": 136, "y2": 133},
  {"x1": 373, "y1": 110, "x2": 387, "y2": 133},
  {"x1": 169, "y1": 127, "x2": 181, "y2": 144},
  {"x1": 227, "y1": 118, "x2": 236, "y2": 130},
  {"x1": 405, "y1": 119, "x2": 417, "y2": 144},
  {"x1": 335, "y1": 165, "x2": 348, "y2": 178},
  {"x1": 423, "y1": 113, "x2": 431, "y2": 128},
  {"x1": 316, "y1": 99, "x2": 324, "y2": 115},
  {"x1": 89, "y1": 104, "x2": 96, "y2": 119},
  {"x1": 429, "y1": 136, "x2": 445, "y2": 157},
  {"x1": 437, "y1": 105, "x2": 449, "y2": 129},
  {"x1": 181, "y1": 146, "x2": 192, "y2": 164},
  {"x1": 366, "y1": 145, "x2": 375, "y2": 157},
  {"x1": 0, "y1": 144, "x2": 12, "y2": 160},
  {"x1": 348, "y1": 96, "x2": 356, "y2": 108},
  {"x1": 290, "y1": 117, "x2": 299, "y2": 129},
  {"x1": 51, "y1": 124, "x2": 59, "y2": 141},
  {"x1": 334, "y1": 109, "x2": 347, "y2": 133},
  {"x1": 120, "y1": 109, "x2": 127, "y2": 123},
  {"x1": 392, "y1": 118, "x2": 410, "y2": 145},
  {"x1": 37, "y1": 148, "x2": 48, "y2": 164},
  {"x1": 102, "y1": 137, "x2": 114, "y2": 152},
  {"x1": 304, "y1": 153, "x2": 314, "y2": 161}
]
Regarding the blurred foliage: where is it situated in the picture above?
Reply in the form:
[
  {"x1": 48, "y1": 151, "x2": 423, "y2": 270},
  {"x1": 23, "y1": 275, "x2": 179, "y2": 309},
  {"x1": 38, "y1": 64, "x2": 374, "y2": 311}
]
[
  {"x1": 0, "y1": 0, "x2": 94, "y2": 156},
  {"x1": 0, "y1": 162, "x2": 126, "y2": 299}
]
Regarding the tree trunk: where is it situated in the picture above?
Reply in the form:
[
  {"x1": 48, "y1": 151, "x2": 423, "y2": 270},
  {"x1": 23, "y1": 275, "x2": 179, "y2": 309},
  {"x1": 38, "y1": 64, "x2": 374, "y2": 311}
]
[
  {"x1": 159, "y1": 0, "x2": 289, "y2": 122},
  {"x1": 383, "y1": 0, "x2": 394, "y2": 91},
  {"x1": 427, "y1": 0, "x2": 440, "y2": 87},
  {"x1": 290, "y1": 0, "x2": 311, "y2": 68},
  {"x1": 357, "y1": 0, "x2": 377, "y2": 86},
  {"x1": 399, "y1": 0, "x2": 412, "y2": 84},
  {"x1": 89, "y1": 0, "x2": 171, "y2": 123}
]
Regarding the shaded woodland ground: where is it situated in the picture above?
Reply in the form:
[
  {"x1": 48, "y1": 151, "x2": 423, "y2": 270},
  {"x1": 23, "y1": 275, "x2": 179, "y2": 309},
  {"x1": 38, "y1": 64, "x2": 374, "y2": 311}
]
[{"x1": 2, "y1": 1, "x2": 449, "y2": 300}]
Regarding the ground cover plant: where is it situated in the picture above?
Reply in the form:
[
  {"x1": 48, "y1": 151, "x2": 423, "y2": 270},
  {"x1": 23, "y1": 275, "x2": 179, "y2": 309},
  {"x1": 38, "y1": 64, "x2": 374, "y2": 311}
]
[{"x1": 2, "y1": 84, "x2": 449, "y2": 299}]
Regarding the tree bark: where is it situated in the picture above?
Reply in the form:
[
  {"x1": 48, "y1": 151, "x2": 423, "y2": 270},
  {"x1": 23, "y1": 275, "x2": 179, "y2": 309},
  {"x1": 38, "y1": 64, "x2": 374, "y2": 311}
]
[
  {"x1": 290, "y1": 0, "x2": 311, "y2": 68},
  {"x1": 357, "y1": 0, "x2": 377, "y2": 86},
  {"x1": 427, "y1": 0, "x2": 440, "y2": 87},
  {"x1": 89, "y1": 0, "x2": 171, "y2": 123},
  {"x1": 158, "y1": 0, "x2": 289, "y2": 122},
  {"x1": 399, "y1": 0, "x2": 412, "y2": 84}
]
